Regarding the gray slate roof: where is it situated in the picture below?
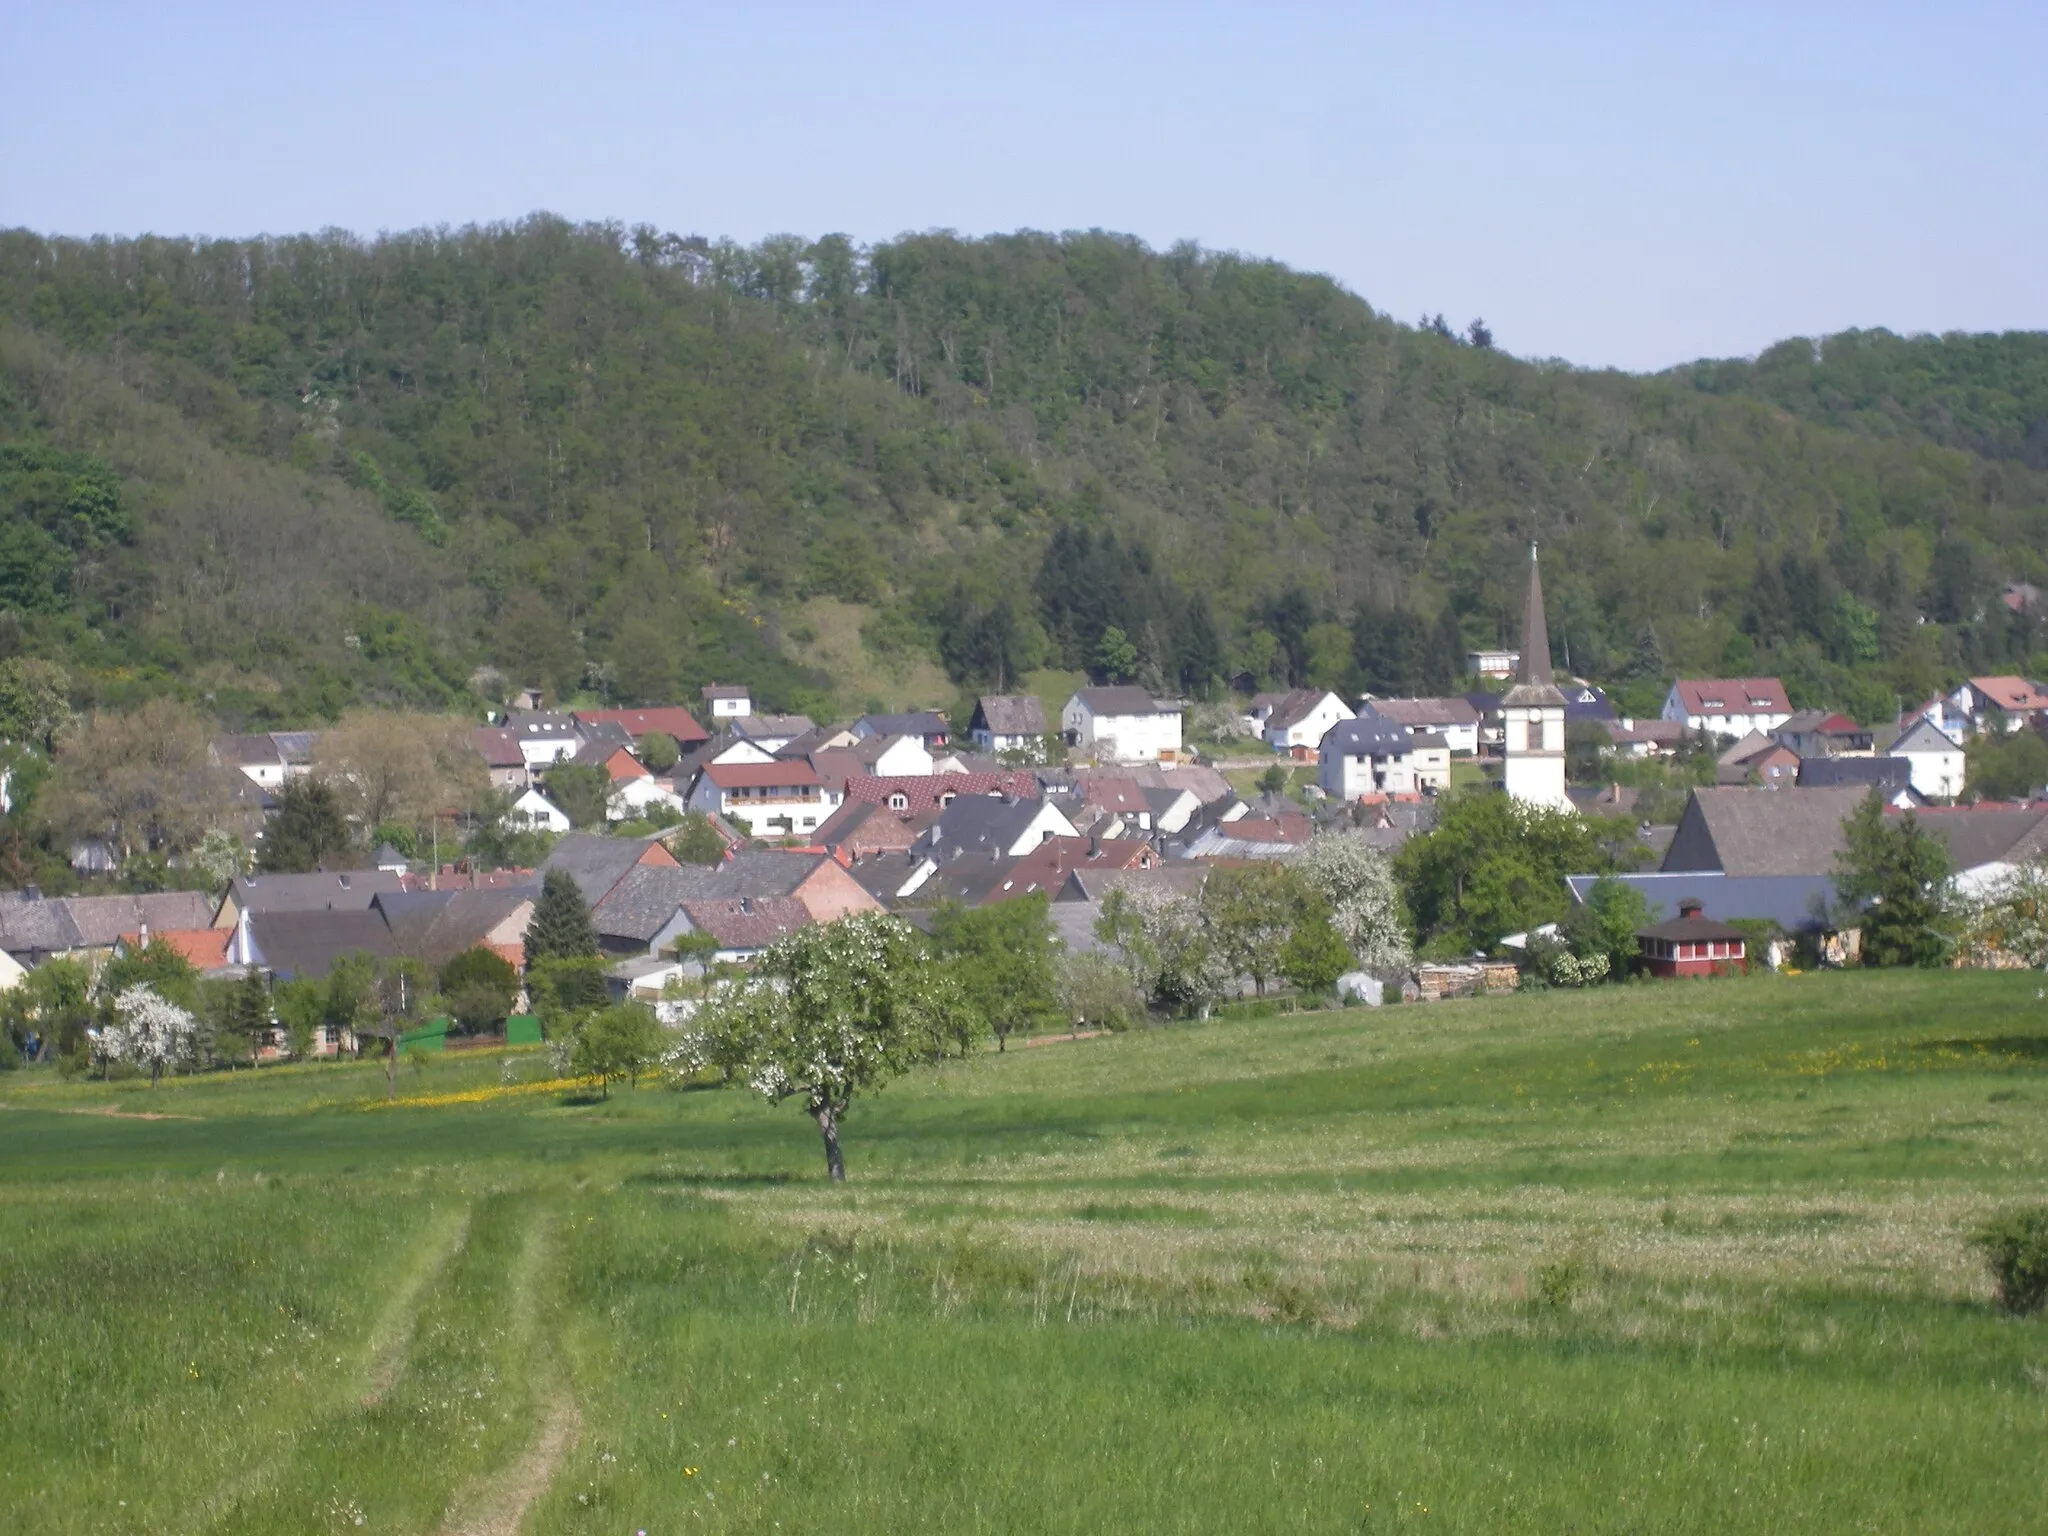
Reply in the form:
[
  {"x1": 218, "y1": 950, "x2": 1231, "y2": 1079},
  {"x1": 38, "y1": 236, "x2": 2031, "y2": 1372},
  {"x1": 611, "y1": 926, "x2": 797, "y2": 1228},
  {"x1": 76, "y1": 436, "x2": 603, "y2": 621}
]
[
  {"x1": 1321, "y1": 713, "x2": 1414, "y2": 757},
  {"x1": 856, "y1": 711, "x2": 947, "y2": 739},
  {"x1": 374, "y1": 888, "x2": 536, "y2": 966},
  {"x1": 1660, "y1": 788, "x2": 1866, "y2": 876},
  {"x1": 973, "y1": 695, "x2": 1046, "y2": 735},
  {"x1": 921, "y1": 795, "x2": 1052, "y2": 858},
  {"x1": 248, "y1": 909, "x2": 400, "y2": 980},
  {"x1": 590, "y1": 865, "x2": 699, "y2": 944},
  {"x1": 225, "y1": 870, "x2": 408, "y2": 916},
  {"x1": 1072, "y1": 686, "x2": 1175, "y2": 717},
  {"x1": 1912, "y1": 806, "x2": 2048, "y2": 871},
  {"x1": 1565, "y1": 872, "x2": 1839, "y2": 934},
  {"x1": 1795, "y1": 757, "x2": 1911, "y2": 791},
  {"x1": 539, "y1": 834, "x2": 667, "y2": 906}
]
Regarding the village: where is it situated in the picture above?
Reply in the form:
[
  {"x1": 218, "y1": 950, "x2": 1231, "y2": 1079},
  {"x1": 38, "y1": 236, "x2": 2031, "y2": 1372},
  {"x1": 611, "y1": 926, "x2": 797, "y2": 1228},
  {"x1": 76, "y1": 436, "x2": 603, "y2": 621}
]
[{"x1": 4, "y1": 544, "x2": 2043, "y2": 1072}]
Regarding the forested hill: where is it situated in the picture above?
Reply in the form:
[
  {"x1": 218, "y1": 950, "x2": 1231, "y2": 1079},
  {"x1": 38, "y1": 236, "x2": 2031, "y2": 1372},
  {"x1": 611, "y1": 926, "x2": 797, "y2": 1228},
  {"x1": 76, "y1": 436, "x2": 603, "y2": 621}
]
[{"x1": 1, "y1": 217, "x2": 2044, "y2": 728}]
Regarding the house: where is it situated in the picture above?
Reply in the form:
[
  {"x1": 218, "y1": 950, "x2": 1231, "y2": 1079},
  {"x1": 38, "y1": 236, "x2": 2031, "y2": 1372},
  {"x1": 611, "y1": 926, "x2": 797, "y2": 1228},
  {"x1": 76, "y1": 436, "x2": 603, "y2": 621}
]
[
  {"x1": 590, "y1": 865, "x2": 702, "y2": 956},
  {"x1": 849, "y1": 733, "x2": 934, "y2": 779},
  {"x1": 1773, "y1": 710, "x2": 1873, "y2": 758},
  {"x1": 503, "y1": 788, "x2": 572, "y2": 834},
  {"x1": 210, "y1": 733, "x2": 297, "y2": 789},
  {"x1": 1561, "y1": 684, "x2": 1616, "y2": 726},
  {"x1": 1405, "y1": 731, "x2": 1452, "y2": 792},
  {"x1": 773, "y1": 724, "x2": 861, "y2": 760},
  {"x1": 1257, "y1": 689, "x2": 1354, "y2": 757},
  {"x1": 1604, "y1": 718, "x2": 1687, "y2": 758},
  {"x1": 1945, "y1": 676, "x2": 2048, "y2": 737},
  {"x1": 1319, "y1": 712, "x2": 1422, "y2": 800},
  {"x1": 842, "y1": 771, "x2": 1040, "y2": 816},
  {"x1": 374, "y1": 888, "x2": 536, "y2": 969},
  {"x1": 538, "y1": 833, "x2": 680, "y2": 908},
  {"x1": 1635, "y1": 898, "x2": 1747, "y2": 978},
  {"x1": 214, "y1": 871, "x2": 409, "y2": 929},
  {"x1": 1466, "y1": 648, "x2": 1519, "y2": 679},
  {"x1": 114, "y1": 926, "x2": 235, "y2": 973},
  {"x1": 680, "y1": 850, "x2": 881, "y2": 925},
  {"x1": 673, "y1": 896, "x2": 812, "y2": 963},
  {"x1": 977, "y1": 836, "x2": 1158, "y2": 904},
  {"x1": 472, "y1": 727, "x2": 531, "y2": 792},
  {"x1": 1365, "y1": 697, "x2": 1481, "y2": 756},
  {"x1": 572, "y1": 706, "x2": 709, "y2": 749},
  {"x1": 686, "y1": 760, "x2": 835, "y2": 837},
  {"x1": 1875, "y1": 717, "x2": 1966, "y2": 800},
  {"x1": 727, "y1": 714, "x2": 816, "y2": 754},
  {"x1": 589, "y1": 748, "x2": 687, "y2": 823},
  {"x1": 853, "y1": 711, "x2": 949, "y2": 749},
  {"x1": 504, "y1": 712, "x2": 582, "y2": 771},
  {"x1": 809, "y1": 799, "x2": 926, "y2": 859},
  {"x1": 1659, "y1": 787, "x2": 1869, "y2": 876},
  {"x1": 240, "y1": 909, "x2": 399, "y2": 980},
  {"x1": 969, "y1": 696, "x2": 1048, "y2": 758},
  {"x1": 1060, "y1": 688, "x2": 1183, "y2": 763},
  {"x1": 701, "y1": 684, "x2": 753, "y2": 720},
  {"x1": 1183, "y1": 813, "x2": 1315, "y2": 860},
  {"x1": 1908, "y1": 804, "x2": 2048, "y2": 897},
  {"x1": 1794, "y1": 756, "x2": 1916, "y2": 805},
  {"x1": 917, "y1": 794, "x2": 1078, "y2": 860},
  {"x1": 1662, "y1": 678, "x2": 1794, "y2": 738},
  {"x1": 1566, "y1": 871, "x2": 1839, "y2": 944},
  {"x1": 1716, "y1": 732, "x2": 1800, "y2": 787}
]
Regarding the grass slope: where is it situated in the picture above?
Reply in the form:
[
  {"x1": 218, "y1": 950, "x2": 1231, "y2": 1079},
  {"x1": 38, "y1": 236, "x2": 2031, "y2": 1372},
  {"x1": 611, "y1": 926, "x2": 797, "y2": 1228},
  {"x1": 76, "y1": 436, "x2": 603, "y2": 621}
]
[{"x1": 1, "y1": 970, "x2": 2044, "y2": 1532}]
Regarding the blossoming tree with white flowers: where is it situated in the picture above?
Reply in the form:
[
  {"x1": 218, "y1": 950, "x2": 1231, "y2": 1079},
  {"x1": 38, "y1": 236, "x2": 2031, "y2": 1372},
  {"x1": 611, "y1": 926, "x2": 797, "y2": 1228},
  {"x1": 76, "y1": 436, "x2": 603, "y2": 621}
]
[
  {"x1": 96, "y1": 984, "x2": 197, "y2": 1087},
  {"x1": 683, "y1": 912, "x2": 978, "y2": 1180}
]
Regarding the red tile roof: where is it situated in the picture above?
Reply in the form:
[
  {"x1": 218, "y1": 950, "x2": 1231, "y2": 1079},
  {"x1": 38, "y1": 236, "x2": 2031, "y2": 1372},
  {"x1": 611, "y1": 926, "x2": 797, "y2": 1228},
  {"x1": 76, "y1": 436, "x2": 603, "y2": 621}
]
[
  {"x1": 603, "y1": 747, "x2": 650, "y2": 782},
  {"x1": 573, "y1": 707, "x2": 709, "y2": 745},
  {"x1": 983, "y1": 836, "x2": 1156, "y2": 902},
  {"x1": 704, "y1": 761, "x2": 823, "y2": 790},
  {"x1": 1672, "y1": 678, "x2": 1792, "y2": 717},
  {"x1": 842, "y1": 771, "x2": 1039, "y2": 814},
  {"x1": 1968, "y1": 676, "x2": 2048, "y2": 713},
  {"x1": 119, "y1": 928, "x2": 233, "y2": 969},
  {"x1": 679, "y1": 895, "x2": 810, "y2": 950}
]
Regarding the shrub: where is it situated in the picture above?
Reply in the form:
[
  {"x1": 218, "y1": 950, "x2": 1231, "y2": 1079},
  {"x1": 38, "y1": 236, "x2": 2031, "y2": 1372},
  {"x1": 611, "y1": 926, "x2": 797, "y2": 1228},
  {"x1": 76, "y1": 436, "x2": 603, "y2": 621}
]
[{"x1": 1971, "y1": 1207, "x2": 2048, "y2": 1315}]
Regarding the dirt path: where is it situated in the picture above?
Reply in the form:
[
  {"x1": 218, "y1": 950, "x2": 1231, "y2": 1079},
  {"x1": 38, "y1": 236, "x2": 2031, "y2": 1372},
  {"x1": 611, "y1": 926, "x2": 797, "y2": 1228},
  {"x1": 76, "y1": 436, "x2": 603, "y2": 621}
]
[
  {"x1": 1021, "y1": 1029, "x2": 1108, "y2": 1048},
  {"x1": 441, "y1": 1390, "x2": 582, "y2": 1536},
  {"x1": 56, "y1": 1103, "x2": 202, "y2": 1120},
  {"x1": 440, "y1": 1213, "x2": 580, "y2": 1536},
  {"x1": 361, "y1": 1203, "x2": 473, "y2": 1405}
]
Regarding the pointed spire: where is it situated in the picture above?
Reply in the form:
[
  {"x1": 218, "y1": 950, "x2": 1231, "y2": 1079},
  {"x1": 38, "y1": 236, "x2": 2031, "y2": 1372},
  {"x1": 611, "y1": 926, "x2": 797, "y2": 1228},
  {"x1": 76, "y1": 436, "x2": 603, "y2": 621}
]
[{"x1": 1518, "y1": 542, "x2": 1553, "y2": 687}]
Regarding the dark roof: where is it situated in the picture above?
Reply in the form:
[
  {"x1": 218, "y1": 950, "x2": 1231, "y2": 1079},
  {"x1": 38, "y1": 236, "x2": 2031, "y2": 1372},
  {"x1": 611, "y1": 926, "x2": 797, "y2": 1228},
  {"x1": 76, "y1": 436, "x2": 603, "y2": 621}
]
[
  {"x1": 681, "y1": 851, "x2": 828, "y2": 899},
  {"x1": 1262, "y1": 689, "x2": 1343, "y2": 731},
  {"x1": 841, "y1": 851, "x2": 933, "y2": 905},
  {"x1": 248, "y1": 909, "x2": 400, "y2": 980},
  {"x1": 1796, "y1": 757, "x2": 1911, "y2": 790},
  {"x1": 1908, "y1": 805, "x2": 2048, "y2": 871},
  {"x1": 373, "y1": 888, "x2": 536, "y2": 967},
  {"x1": 1660, "y1": 788, "x2": 1866, "y2": 876},
  {"x1": 923, "y1": 795, "x2": 1061, "y2": 858},
  {"x1": 0, "y1": 894, "x2": 85, "y2": 954},
  {"x1": 701, "y1": 684, "x2": 751, "y2": 701},
  {"x1": 1367, "y1": 697, "x2": 1481, "y2": 730},
  {"x1": 972, "y1": 695, "x2": 1046, "y2": 735},
  {"x1": 729, "y1": 714, "x2": 815, "y2": 741},
  {"x1": 990, "y1": 837, "x2": 1153, "y2": 902},
  {"x1": 226, "y1": 870, "x2": 408, "y2": 916},
  {"x1": 62, "y1": 891, "x2": 215, "y2": 948},
  {"x1": 472, "y1": 726, "x2": 526, "y2": 769},
  {"x1": 539, "y1": 834, "x2": 668, "y2": 906},
  {"x1": 505, "y1": 711, "x2": 579, "y2": 739},
  {"x1": 1057, "y1": 864, "x2": 1209, "y2": 904},
  {"x1": 1565, "y1": 872, "x2": 1838, "y2": 933},
  {"x1": 1072, "y1": 686, "x2": 1174, "y2": 716},
  {"x1": 679, "y1": 896, "x2": 810, "y2": 951},
  {"x1": 1515, "y1": 545, "x2": 1553, "y2": 687},
  {"x1": 591, "y1": 865, "x2": 698, "y2": 944},
  {"x1": 1561, "y1": 685, "x2": 1615, "y2": 723},
  {"x1": 810, "y1": 799, "x2": 918, "y2": 855},
  {"x1": 1637, "y1": 909, "x2": 1749, "y2": 943},
  {"x1": 1321, "y1": 714, "x2": 1414, "y2": 757},
  {"x1": 212, "y1": 733, "x2": 284, "y2": 768},
  {"x1": 856, "y1": 711, "x2": 948, "y2": 739}
]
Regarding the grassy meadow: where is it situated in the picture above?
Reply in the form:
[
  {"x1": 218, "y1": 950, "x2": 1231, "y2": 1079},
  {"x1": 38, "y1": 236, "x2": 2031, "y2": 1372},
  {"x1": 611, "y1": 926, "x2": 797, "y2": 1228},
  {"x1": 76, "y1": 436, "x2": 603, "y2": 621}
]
[{"x1": 2, "y1": 969, "x2": 2045, "y2": 1533}]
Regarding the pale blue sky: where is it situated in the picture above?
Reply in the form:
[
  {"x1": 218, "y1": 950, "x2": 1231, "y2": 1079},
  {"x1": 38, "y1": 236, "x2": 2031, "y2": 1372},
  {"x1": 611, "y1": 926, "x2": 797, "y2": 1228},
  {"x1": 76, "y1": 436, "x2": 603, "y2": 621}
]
[{"x1": 2, "y1": 3, "x2": 2041, "y2": 371}]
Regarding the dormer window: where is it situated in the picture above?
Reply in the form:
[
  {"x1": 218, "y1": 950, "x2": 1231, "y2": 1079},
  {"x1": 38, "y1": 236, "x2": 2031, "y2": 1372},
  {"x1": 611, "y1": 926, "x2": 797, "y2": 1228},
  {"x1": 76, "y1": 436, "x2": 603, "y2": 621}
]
[{"x1": 888, "y1": 793, "x2": 908, "y2": 810}]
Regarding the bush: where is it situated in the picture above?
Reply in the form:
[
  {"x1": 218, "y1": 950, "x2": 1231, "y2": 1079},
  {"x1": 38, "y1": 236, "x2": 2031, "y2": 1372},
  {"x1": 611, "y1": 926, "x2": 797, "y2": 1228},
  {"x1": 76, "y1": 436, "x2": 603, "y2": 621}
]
[{"x1": 1971, "y1": 1207, "x2": 2048, "y2": 1315}]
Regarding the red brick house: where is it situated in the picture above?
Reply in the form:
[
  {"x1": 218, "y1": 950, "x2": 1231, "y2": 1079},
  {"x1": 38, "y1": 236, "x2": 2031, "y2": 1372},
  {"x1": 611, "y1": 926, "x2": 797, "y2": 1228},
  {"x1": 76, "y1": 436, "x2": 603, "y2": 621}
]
[{"x1": 1636, "y1": 899, "x2": 1747, "y2": 978}]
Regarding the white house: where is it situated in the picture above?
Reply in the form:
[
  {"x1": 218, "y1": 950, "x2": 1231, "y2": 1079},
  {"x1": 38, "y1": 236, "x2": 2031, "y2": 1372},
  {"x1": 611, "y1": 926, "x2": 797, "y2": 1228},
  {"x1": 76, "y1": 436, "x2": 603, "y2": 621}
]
[
  {"x1": 707, "y1": 737, "x2": 776, "y2": 766},
  {"x1": 1944, "y1": 676, "x2": 2048, "y2": 737},
  {"x1": 502, "y1": 788, "x2": 572, "y2": 834},
  {"x1": 1318, "y1": 714, "x2": 1420, "y2": 799},
  {"x1": 686, "y1": 761, "x2": 837, "y2": 837},
  {"x1": 1061, "y1": 687, "x2": 1183, "y2": 763},
  {"x1": 506, "y1": 712, "x2": 582, "y2": 771},
  {"x1": 858, "y1": 734, "x2": 934, "y2": 778},
  {"x1": 727, "y1": 714, "x2": 815, "y2": 754},
  {"x1": 1363, "y1": 697, "x2": 1482, "y2": 756},
  {"x1": 1662, "y1": 678, "x2": 1793, "y2": 739},
  {"x1": 1884, "y1": 717, "x2": 1966, "y2": 800},
  {"x1": 701, "y1": 684, "x2": 753, "y2": 720},
  {"x1": 968, "y1": 695, "x2": 1048, "y2": 759},
  {"x1": 1257, "y1": 689, "x2": 1354, "y2": 756},
  {"x1": 608, "y1": 773, "x2": 689, "y2": 823},
  {"x1": 1406, "y1": 731, "x2": 1452, "y2": 792},
  {"x1": 1466, "y1": 649, "x2": 1519, "y2": 679}
]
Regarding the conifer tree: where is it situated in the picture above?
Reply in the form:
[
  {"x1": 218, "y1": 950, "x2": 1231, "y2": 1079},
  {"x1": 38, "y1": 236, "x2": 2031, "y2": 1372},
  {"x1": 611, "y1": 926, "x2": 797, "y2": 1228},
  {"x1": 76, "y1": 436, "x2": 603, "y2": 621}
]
[{"x1": 524, "y1": 869, "x2": 599, "y2": 963}]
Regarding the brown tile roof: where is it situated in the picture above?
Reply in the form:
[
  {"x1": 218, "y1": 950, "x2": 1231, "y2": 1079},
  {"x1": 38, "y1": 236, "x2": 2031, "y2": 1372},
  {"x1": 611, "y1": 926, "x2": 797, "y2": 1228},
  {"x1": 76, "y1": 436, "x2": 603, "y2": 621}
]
[
  {"x1": 1663, "y1": 787, "x2": 1866, "y2": 876},
  {"x1": 1967, "y1": 676, "x2": 2048, "y2": 713},
  {"x1": 974, "y1": 695, "x2": 1046, "y2": 735},
  {"x1": 704, "y1": 761, "x2": 822, "y2": 790},
  {"x1": 679, "y1": 896, "x2": 810, "y2": 951},
  {"x1": 572, "y1": 706, "x2": 709, "y2": 745},
  {"x1": 1367, "y1": 696, "x2": 1482, "y2": 729},
  {"x1": 843, "y1": 771, "x2": 1039, "y2": 815},
  {"x1": 1672, "y1": 678, "x2": 1792, "y2": 717},
  {"x1": 981, "y1": 837, "x2": 1157, "y2": 903},
  {"x1": 472, "y1": 726, "x2": 527, "y2": 768}
]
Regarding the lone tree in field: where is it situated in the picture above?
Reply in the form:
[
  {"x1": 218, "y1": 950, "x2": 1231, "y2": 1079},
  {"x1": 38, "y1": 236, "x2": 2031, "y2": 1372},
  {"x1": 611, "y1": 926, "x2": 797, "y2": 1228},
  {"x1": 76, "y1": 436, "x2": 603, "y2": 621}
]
[
  {"x1": 99, "y1": 984, "x2": 197, "y2": 1087},
  {"x1": 688, "y1": 912, "x2": 976, "y2": 1180},
  {"x1": 524, "y1": 869, "x2": 599, "y2": 963}
]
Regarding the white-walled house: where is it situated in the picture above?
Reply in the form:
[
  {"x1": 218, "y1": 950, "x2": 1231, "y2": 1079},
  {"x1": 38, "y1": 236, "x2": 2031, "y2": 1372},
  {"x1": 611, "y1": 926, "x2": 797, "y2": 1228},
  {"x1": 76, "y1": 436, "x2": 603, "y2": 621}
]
[
  {"x1": 1362, "y1": 697, "x2": 1482, "y2": 756},
  {"x1": 701, "y1": 684, "x2": 753, "y2": 720},
  {"x1": 1061, "y1": 687, "x2": 1183, "y2": 763},
  {"x1": 1318, "y1": 714, "x2": 1421, "y2": 799},
  {"x1": 506, "y1": 712, "x2": 582, "y2": 771},
  {"x1": 1662, "y1": 679, "x2": 1793, "y2": 739},
  {"x1": 1885, "y1": 717, "x2": 1967, "y2": 800},
  {"x1": 1258, "y1": 689, "x2": 1354, "y2": 756},
  {"x1": 859, "y1": 734, "x2": 934, "y2": 778},
  {"x1": 1944, "y1": 676, "x2": 2048, "y2": 737},
  {"x1": 686, "y1": 761, "x2": 837, "y2": 837},
  {"x1": 503, "y1": 788, "x2": 572, "y2": 834}
]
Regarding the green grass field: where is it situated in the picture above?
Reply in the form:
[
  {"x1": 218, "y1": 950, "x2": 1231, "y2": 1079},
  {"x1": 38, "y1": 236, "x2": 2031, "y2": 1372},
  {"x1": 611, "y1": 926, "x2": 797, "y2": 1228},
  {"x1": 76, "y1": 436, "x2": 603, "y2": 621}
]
[{"x1": 3, "y1": 970, "x2": 2045, "y2": 1533}]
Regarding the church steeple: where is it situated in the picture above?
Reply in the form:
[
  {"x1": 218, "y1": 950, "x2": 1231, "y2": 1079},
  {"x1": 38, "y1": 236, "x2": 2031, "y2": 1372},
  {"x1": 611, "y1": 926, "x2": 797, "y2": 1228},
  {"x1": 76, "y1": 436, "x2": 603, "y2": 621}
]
[{"x1": 1518, "y1": 542, "x2": 1552, "y2": 687}]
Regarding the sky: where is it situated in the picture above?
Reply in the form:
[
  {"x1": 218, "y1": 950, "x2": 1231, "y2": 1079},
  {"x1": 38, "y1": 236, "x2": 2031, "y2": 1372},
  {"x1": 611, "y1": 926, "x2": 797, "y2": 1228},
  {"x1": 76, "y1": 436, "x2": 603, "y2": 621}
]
[{"x1": 2, "y1": 2, "x2": 2042, "y2": 372}]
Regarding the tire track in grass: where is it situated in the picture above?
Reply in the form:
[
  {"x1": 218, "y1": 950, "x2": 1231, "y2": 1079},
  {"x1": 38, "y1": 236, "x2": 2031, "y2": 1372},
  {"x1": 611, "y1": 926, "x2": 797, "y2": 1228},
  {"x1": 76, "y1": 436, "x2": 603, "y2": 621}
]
[
  {"x1": 440, "y1": 1211, "x2": 582, "y2": 1536},
  {"x1": 187, "y1": 1202, "x2": 473, "y2": 1529}
]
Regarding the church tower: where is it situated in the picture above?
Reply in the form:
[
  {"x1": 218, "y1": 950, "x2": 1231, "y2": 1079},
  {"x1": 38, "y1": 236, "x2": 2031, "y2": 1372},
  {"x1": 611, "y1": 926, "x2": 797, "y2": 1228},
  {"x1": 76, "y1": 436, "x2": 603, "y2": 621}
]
[{"x1": 1501, "y1": 543, "x2": 1573, "y2": 811}]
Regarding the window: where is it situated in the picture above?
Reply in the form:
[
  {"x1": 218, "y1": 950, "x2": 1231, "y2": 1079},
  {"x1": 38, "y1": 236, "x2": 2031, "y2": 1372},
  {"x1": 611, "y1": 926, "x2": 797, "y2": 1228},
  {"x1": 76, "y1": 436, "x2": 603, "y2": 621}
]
[{"x1": 888, "y1": 793, "x2": 908, "y2": 810}]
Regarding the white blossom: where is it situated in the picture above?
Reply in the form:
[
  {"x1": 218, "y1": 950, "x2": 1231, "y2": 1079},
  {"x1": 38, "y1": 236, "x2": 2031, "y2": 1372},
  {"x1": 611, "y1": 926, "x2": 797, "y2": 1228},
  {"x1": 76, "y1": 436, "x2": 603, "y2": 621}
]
[{"x1": 95, "y1": 984, "x2": 198, "y2": 1083}]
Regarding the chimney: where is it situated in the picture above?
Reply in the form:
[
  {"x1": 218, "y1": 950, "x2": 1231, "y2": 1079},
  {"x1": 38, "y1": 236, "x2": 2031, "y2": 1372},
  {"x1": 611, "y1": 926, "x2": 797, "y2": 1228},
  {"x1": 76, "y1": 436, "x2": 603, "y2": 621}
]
[
  {"x1": 23, "y1": 884, "x2": 38, "y2": 902},
  {"x1": 138, "y1": 922, "x2": 150, "y2": 950},
  {"x1": 1088, "y1": 834, "x2": 1101, "y2": 858},
  {"x1": 1678, "y1": 898, "x2": 1703, "y2": 919}
]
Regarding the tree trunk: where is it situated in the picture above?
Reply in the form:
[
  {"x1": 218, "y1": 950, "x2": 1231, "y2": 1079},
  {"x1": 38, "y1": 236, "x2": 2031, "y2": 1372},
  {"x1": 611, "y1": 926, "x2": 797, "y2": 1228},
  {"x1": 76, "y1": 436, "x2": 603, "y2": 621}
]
[
  {"x1": 814, "y1": 1103, "x2": 845, "y2": 1182},
  {"x1": 385, "y1": 1032, "x2": 397, "y2": 1099}
]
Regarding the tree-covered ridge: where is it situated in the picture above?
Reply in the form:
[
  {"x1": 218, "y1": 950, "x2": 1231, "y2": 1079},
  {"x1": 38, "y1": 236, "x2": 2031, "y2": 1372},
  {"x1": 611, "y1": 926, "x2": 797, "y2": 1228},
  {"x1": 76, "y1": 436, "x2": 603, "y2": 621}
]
[
  {"x1": 0, "y1": 218, "x2": 2044, "y2": 726},
  {"x1": 1684, "y1": 328, "x2": 2048, "y2": 469}
]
